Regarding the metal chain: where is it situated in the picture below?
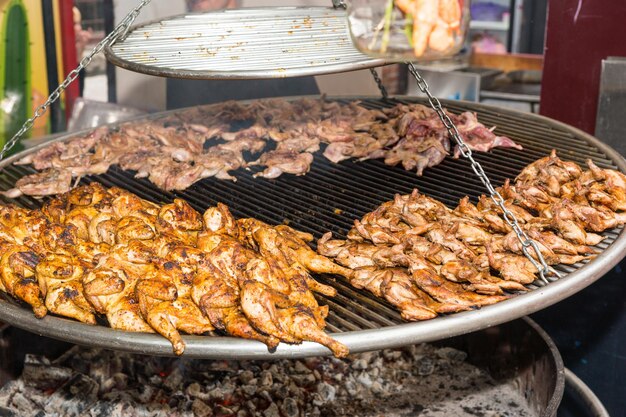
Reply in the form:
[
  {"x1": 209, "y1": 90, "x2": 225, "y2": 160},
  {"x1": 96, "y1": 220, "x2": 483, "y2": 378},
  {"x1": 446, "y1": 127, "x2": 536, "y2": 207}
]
[
  {"x1": 0, "y1": 0, "x2": 153, "y2": 161},
  {"x1": 407, "y1": 63, "x2": 555, "y2": 284},
  {"x1": 331, "y1": 0, "x2": 347, "y2": 9},
  {"x1": 369, "y1": 68, "x2": 389, "y2": 99}
]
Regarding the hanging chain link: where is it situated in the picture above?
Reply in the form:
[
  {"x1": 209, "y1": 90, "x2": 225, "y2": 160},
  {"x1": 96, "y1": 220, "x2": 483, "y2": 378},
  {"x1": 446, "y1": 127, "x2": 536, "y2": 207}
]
[
  {"x1": 0, "y1": 0, "x2": 153, "y2": 161},
  {"x1": 369, "y1": 68, "x2": 389, "y2": 99},
  {"x1": 407, "y1": 63, "x2": 555, "y2": 284}
]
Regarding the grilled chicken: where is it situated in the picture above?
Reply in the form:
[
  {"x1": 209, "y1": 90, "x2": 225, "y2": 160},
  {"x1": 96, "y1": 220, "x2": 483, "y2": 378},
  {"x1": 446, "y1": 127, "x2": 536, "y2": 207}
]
[
  {"x1": 318, "y1": 152, "x2": 626, "y2": 323},
  {"x1": 83, "y1": 241, "x2": 155, "y2": 333},
  {"x1": 408, "y1": 257, "x2": 508, "y2": 308},
  {"x1": 11, "y1": 99, "x2": 522, "y2": 195},
  {"x1": 250, "y1": 150, "x2": 314, "y2": 179},
  {"x1": 2, "y1": 169, "x2": 73, "y2": 198},
  {"x1": 36, "y1": 254, "x2": 95, "y2": 324},
  {"x1": 136, "y1": 251, "x2": 214, "y2": 355},
  {"x1": 1, "y1": 149, "x2": 624, "y2": 356},
  {"x1": 198, "y1": 204, "x2": 348, "y2": 355},
  {"x1": 0, "y1": 242, "x2": 46, "y2": 317},
  {"x1": 350, "y1": 267, "x2": 458, "y2": 319},
  {"x1": 192, "y1": 263, "x2": 280, "y2": 350}
]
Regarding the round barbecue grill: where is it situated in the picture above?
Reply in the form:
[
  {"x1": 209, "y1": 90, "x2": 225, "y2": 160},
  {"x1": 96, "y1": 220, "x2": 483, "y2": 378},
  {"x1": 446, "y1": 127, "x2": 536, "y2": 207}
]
[{"x1": 0, "y1": 97, "x2": 624, "y2": 359}]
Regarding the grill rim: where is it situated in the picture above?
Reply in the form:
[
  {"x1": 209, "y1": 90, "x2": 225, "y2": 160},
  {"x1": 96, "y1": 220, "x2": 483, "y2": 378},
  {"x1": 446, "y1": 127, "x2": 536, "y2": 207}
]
[{"x1": 0, "y1": 96, "x2": 624, "y2": 359}]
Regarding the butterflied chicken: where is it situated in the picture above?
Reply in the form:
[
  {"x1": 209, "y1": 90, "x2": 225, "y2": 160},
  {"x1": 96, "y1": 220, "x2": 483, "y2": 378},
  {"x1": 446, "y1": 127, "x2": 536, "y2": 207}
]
[
  {"x1": 83, "y1": 241, "x2": 155, "y2": 333},
  {"x1": 250, "y1": 150, "x2": 314, "y2": 179},
  {"x1": 10, "y1": 98, "x2": 522, "y2": 196}
]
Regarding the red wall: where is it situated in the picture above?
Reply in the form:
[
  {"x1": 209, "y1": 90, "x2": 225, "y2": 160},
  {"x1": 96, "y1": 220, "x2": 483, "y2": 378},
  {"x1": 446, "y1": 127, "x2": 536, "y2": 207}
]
[
  {"x1": 59, "y1": 0, "x2": 79, "y2": 120},
  {"x1": 540, "y1": 0, "x2": 626, "y2": 134}
]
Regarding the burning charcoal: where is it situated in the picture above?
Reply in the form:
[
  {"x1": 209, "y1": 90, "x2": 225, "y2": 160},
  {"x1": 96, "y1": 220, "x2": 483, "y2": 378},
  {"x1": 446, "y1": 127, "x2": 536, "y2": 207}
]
[
  {"x1": 164, "y1": 365, "x2": 184, "y2": 391},
  {"x1": 0, "y1": 407, "x2": 18, "y2": 417},
  {"x1": 356, "y1": 371, "x2": 373, "y2": 388},
  {"x1": 258, "y1": 371, "x2": 272, "y2": 387},
  {"x1": 350, "y1": 359, "x2": 367, "y2": 371},
  {"x1": 241, "y1": 384, "x2": 257, "y2": 397},
  {"x1": 382, "y1": 350, "x2": 403, "y2": 361},
  {"x1": 133, "y1": 383, "x2": 158, "y2": 403},
  {"x1": 316, "y1": 382, "x2": 336, "y2": 404},
  {"x1": 291, "y1": 374, "x2": 315, "y2": 387},
  {"x1": 3, "y1": 343, "x2": 539, "y2": 417},
  {"x1": 293, "y1": 362, "x2": 309, "y2": 374},
  {"x1": 9, "y1": 392, "x2": 38, "y2": 414},
  {"x1": 262, "y1": 403, "x2": 280, "y2": 417},
  {"x1": 22, "y1": 354, "x2": 72, "y2": 391},
  {"x1": 45, "y1": 373, "x2": 98, "y2": 416},
  {"x1": 370, "y1": 381, "x2": 384, "y2": 396},
  {"x1": 436, "y1": 347, "x2": 469, "y2": 362},
  {"x1": 280, "y1": 398, "x2": 299, "y2": 417},
  {"x1": 271, "y1": 384, "x2": 289, "y2": 400},
  {"x1": 417, "y1": 357, "x2": 435, "y2": 376},
  {"x1": 238, "y1": 370, "x2": 254, "y2": 384},
  {"x1": 215, "y1": 405, "x2": 235, "y2": 417},
  {"x1": 84, "y1": 400, "x2": 136, "y2": 417},
  {"x1": 191, "y1": 399, "x2": 212, "y2": 417},
  {"x1": 186, "y1": 382, "x2": 211, "y2": 401}
]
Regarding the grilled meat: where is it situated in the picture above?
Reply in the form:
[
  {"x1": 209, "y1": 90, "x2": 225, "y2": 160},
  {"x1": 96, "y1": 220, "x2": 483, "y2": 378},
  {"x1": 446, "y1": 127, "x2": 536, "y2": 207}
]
[
  {"x1": 10, "y1": 98, "x2": 521, "y2": 196},
  {"x1": 0, "y1": 185, "x2": 350, "y2": 356},
  {"x1": 318, "y1": 151, "x2": 625, "y2": 321},
  {"x1": 250, "y1": 150, "x2": 314, "y2": 179},
  {"x1": 36, "y1": 253, "x2": 95, "y2": 324}
]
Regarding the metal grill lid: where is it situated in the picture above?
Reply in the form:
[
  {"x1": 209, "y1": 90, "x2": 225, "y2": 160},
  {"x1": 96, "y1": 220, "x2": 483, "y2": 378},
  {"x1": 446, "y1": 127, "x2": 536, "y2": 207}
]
[{"x1": 104, "y1": 7, "x2": 386, "y2": 79}]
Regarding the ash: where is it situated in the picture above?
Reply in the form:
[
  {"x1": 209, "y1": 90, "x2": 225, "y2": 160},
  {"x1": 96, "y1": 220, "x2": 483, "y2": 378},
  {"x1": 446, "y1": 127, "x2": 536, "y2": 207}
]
[{"x1": 0, "y1": 344, "x2": 536, "y2": 417}]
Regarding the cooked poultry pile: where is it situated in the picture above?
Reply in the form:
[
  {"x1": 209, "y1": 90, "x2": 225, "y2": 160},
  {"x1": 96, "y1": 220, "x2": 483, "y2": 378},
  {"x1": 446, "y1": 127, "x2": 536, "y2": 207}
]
[
  {"x1": 7, "y1": 98, "x2": 521, "y2": 197},
  {"x1": 318, "y1": 151, "x2": 626, "y2": 321},
  {"x1": 0, "y1": 183, "x2": 353, "y2": 357}
]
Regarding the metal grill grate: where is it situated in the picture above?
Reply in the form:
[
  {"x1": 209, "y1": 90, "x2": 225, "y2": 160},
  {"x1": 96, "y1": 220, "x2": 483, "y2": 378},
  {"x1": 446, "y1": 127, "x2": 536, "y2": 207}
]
[
  {"x1": 104, "y1": 7, "x2": 386, "y2": 79},
  {"x1": 0, "y1": 97, "x2": 623, "y2": 358}
]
